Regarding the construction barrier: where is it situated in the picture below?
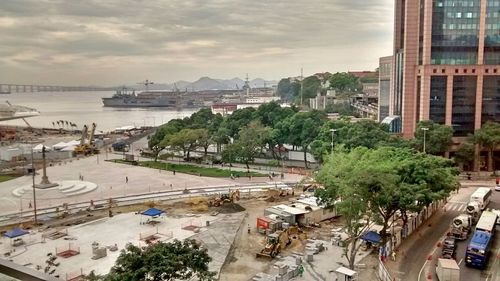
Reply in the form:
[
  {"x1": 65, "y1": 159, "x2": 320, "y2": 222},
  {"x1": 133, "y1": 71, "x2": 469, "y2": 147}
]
[{"x1": 56, "y1": 243, "x2": 80, "y2": 258}]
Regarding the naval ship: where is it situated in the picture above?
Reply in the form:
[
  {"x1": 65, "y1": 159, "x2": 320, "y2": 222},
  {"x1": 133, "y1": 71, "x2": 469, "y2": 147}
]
[{"x1": 102, "y1": 82, "x2": 203, "y2": 108}]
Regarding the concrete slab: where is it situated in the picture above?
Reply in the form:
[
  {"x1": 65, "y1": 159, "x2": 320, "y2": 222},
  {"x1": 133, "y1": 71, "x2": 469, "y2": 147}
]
[{"x1": 1, "y1": 211, "x2": 245, "y2": 278}]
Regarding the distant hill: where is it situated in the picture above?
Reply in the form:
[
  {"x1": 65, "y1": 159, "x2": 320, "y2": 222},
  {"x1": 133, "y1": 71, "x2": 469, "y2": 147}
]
[{"x1": 128, "y1": 77, "x2": 278, "y2": 91}]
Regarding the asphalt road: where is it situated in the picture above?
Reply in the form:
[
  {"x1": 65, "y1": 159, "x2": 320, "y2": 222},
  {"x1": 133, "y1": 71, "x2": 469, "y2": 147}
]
[
  {"x1": 398, "y1": 183, "x2": 500, "y2": 281},
  {"x1": 457, "y1": 189, "x2": 500, "y2": 281},
  {"x1": 426, "y1": 187, "x2": 500, "y2": 281}
]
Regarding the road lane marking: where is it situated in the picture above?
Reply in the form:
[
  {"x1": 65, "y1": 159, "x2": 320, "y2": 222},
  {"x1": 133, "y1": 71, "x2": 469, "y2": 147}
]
[
  {"x1": 458, "y1": 258, "x2": 463, "y2": 265},
  {"x1": 418, "y1": 247, "x2": 438, "y2": 281}
]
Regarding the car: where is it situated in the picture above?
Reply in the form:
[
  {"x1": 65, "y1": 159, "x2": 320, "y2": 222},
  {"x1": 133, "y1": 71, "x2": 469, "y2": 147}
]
[{"x1": 495, "y1": 185, "x2": 500, "y2": 191}]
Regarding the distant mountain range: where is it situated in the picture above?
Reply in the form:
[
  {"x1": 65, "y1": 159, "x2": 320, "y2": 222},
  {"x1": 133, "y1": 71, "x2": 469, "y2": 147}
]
[{"x1": 130, "y1": 77, "x2": 278, "y2": 91}]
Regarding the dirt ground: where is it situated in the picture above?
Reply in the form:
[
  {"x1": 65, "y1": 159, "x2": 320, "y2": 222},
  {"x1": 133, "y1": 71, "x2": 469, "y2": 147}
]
[{"x1": 218, "y1": 194, "x2": 329, "y2": 281}]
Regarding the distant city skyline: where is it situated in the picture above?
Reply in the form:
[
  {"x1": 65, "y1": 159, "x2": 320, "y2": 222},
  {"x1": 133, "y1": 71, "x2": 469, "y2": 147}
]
[{"x1": 0, "y1": 0, "x2": 393, "y2": 86}]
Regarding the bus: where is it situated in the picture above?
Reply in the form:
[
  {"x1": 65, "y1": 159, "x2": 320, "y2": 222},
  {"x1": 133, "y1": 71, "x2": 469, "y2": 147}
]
[
  {"x1": 476, "y1": 211, "x2": 498, "y2": 233},
  {"x1": 465, "y1": 230, "x2": 493, "y2": 268},
  {"x1": 470, "y1": 187, "x2": 492, "y2": 210}
]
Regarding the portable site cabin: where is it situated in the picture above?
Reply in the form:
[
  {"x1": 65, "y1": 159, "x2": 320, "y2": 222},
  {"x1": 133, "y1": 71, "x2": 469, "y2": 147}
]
[
  {"x1": 264, "y1": 205, "x2": 305, "y2": 225},
  {"x1": 294, "y1": 196, "x2": 337, "y2": 223}
]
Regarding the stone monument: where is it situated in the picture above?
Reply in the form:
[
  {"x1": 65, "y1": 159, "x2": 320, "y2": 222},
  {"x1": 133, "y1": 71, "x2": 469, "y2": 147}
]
[{"x1": 35, "y1": 146, "x2": 58, "y2": 189}]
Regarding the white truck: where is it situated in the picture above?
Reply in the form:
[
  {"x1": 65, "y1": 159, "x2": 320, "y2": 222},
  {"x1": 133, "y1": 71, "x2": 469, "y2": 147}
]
[
  {"x1": 465, "y1": 201, "x2": 481, "y2": 224},
  {"x1": 436, "y1": 258, "x2": 460, "y2": 281},
  {"x1": 450, "y1": 214, "x2": 471, "y2": 240}
]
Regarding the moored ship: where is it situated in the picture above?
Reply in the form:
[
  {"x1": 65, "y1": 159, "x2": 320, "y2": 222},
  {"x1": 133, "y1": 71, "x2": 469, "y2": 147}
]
[{"x1": 102, "y1": 88, "x2": 202, "y2": 108}]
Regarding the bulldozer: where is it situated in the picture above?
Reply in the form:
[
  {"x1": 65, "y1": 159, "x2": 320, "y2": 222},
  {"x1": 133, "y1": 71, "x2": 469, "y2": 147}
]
[
  {"x1": 75, "y1": 123, "x2": 99, "y2": 155},
  {"x1": 207, "y1": 190, "x2": 240, "y2": 207},
  {"x1": 256, "y1": 229, "x2": 291, "y2": 259}
]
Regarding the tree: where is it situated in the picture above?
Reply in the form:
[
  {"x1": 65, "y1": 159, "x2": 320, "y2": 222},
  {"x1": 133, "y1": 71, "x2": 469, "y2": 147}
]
[
  {"x1": 163, "y1": 128, "x2": 205, "y2": 161},
  {"x1": 219, "y1": 107, "x2": 256, "y2": 138},
  {"x1": 454, "y1": 141, "x2": 475, "y2": 170},
  {"x1": 222, "y1": 121, "x2": 270, "y2": 170},
  {"x1": 148, "y1": 119, "x2": 186, "y2": 161},
  {"x1": 473, "y1": 121, "x2": 500, "y2": 172},
  {"x1": 277, "y1": 110, "x2": 326, "y2": 168},
  {"x1": 329, "y1": 72, "x2": 361, "y2": 94},
  {"x1": 276, "y1": 78, "x2": 300, "y2": 102},
  {"x1": 299, "y1": 76, "x2": 322, "y2": 104},
  {"x1": 103, "y1": 239, "x2": 215, "y2": 281},
  {"x1": 316, "y1": 147, "x2": 459, "y2": 261},
  {"x1": 324, "y1": 102, "x2": 355, "y2": 116},
  {"x1": 413, "y1": 121, "x2": 453, "y2": 155},
  {"x1": 316, "y1": 147, "x2": 372, "y2": 269}
]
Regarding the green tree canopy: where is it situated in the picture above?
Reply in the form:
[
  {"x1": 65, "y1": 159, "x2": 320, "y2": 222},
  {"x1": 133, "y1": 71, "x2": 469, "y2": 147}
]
[
  {"x1": 222, "y1": 121, "x2": 270, "y2": 170},
  {"x1": 276, "y1": 78, "x2": 300, "y2": 102},
  {"x1": 277, "y1": 110, "x2": 327, "y2": 168},
  {"x1": 413, "y1": 120, "x2": 454, "y2": 155},
  {"x1": 316, "y1": 147, "x2": 459, "y2": 256},
  {"x1": 163, "y1": 128, "x2": 207, "y2": 161},
  {"x1": 148, "y1": 119, "x2": 187, "y2": 161},
  {"x1": 329, "y1": 72, "x2": 361, "y2": 94},
  {"x1": 474, "y1": 121, "x2": 500, "y2": 172},
  {"x1": 102, "y1": 239, "x2": 215, "y2": 281}
]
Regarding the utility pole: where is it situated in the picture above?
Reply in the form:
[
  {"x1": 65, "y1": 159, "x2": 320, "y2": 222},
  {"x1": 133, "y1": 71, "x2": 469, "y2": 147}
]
[
  {"x1": 330, "y1": 129, "x2": 337, "y2": 154},
  {"x1": 30, "y1": 146, "x2": 38, "y2": 225},
  {"x1": 300, "y1": 68, "x2": 304, "y2": 107},
  {"x1": 421, "y1": 127, "x2": 429, "y2": 153}
]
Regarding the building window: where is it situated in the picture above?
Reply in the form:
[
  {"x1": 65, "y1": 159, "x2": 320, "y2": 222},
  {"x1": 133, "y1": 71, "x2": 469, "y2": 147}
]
[
  {"x1": 431, "y1": 0, "x2": 481, "y2": 65},
  {"x1": 430, "y1": 76, "x2": 448, "y2": 124},
  {"x1": 482, "y1": 76, "x2": 500, "y2": 124},
  {"x1": 452, "y1": 76, "x2": 477, "y2": 136}
]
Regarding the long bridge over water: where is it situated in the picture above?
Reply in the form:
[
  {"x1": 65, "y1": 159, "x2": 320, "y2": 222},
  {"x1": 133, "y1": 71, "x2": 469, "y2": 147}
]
[{"x1": 0, "y1": 83, "x2": 117, "y2": 93}]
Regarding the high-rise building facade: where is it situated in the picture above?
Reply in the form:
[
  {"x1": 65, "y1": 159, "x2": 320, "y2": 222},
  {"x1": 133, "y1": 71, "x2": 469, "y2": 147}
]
[
  {"x1": 379, "y1": 56, "x2": 393, "y2": 122},
  {"x1": 391, "y1": 0, "x2": 500, "y2": 138}
]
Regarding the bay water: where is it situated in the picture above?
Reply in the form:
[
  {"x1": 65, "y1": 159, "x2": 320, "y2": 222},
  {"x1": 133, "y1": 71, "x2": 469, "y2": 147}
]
[{"x1": 1, "y1": 91, "x2": 197, "y2": 132}]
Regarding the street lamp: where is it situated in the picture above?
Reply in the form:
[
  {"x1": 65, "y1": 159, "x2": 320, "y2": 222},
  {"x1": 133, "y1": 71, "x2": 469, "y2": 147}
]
[
  {"x1": 30, "y1": 145, "x2": 38, "y2": 225},
  {"x1": 421, "y1": 127, "x2": 429, "y2": 153},
  {"x1": 330, "y1": 129, "x2": 337, "y2": 154}
]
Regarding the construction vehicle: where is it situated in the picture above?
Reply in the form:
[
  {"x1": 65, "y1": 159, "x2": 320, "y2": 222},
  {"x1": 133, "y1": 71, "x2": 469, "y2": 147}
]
[
  {"x1": 450, "y1": 214, "x2": 472, "y2": 240},
  {"x1": 75, "y1": 123, "x2": 99, "y2": 155},
  {"x1": 208, "y1": 190, "x2": 240, "y2": 207},
  {"x1": 465, "y1": 201, "x2": 481, "y2": 224},
  {"x1": 256, "y1": 229, "x2": 291, "y2": 258}
]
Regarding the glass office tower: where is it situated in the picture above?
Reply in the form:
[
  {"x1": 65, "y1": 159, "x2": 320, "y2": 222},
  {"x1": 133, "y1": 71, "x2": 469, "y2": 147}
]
[{"x1": 392, "y1": 0, "x2": 500, "y2": 137}]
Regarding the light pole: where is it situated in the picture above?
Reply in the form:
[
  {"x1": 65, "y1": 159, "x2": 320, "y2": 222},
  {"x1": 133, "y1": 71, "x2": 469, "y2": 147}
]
[
  {"x1": 421, "y1": 127, "x2": 429, "y2": 153},
  {"x1": 330, "y1": 129, "x2": 337, "y2": 154},
  {"x1": 30, "y1": 146, "x2": 38, "y2": 225}
]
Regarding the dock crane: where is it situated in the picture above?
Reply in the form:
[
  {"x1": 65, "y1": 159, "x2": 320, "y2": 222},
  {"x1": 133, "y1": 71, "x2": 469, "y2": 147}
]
[
  {"x1": 138, "y1": 80, "x2": 154, "y2": 92},
  {"x1": 74, "y1": 123, "x2": 99, "y2": 155}
]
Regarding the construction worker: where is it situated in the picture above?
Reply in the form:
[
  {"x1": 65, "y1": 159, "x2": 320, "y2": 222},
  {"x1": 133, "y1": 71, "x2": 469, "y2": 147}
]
[
  {"x1": 247, "y1": 224, "x2": 250, "y2": 234},
  {"x1": 391, "y1": 251, "x2": 396, "y2": 261},
  {"x1": 298, "y1": 265, "x2": 304, "y2": 277}
]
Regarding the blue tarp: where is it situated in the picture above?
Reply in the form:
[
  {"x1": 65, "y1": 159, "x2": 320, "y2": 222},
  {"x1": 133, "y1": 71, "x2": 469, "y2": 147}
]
[
  {"x1": 361, "y1": 231, "x2": 381, "y2": 244},
  {"x1": 3, "y1": 227, "x2": 29, "y2": 238},
  {"x1": 141, "y1": 208, "x2": 165, "y2": 217}
]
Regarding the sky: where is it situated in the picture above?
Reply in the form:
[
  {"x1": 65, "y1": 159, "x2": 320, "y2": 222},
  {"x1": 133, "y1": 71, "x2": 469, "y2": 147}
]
[{"x1": 0, "y1": 0, "x2": 394, "y2": 86}]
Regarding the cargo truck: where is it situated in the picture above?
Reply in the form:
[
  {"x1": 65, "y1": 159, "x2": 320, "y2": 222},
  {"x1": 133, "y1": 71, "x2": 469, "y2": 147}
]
[{"x1": 436, "y1": 258, "x2": 460, "y2": 281}]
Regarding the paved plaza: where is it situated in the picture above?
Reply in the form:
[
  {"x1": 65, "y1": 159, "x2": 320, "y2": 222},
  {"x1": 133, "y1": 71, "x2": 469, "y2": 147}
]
[{"x1": 0, "y1": 152, "x2": 302, "y2": 216}]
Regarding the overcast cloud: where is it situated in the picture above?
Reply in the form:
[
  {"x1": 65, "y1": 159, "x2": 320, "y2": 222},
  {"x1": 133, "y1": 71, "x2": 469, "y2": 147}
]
[{"x1": 0, "y1": 0, "x2": 394, "y2": 85}]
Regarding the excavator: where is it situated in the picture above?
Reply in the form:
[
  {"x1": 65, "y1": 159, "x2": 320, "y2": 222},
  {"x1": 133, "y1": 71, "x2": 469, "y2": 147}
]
[
  {"x1": 75, "y1": 123, "x2": 99, "y2": 155},
  {"x1": 256, "y1": 229, "x2": 292, "y2": 258},
  {"x1": 208, "y1": 190, "x2": 240, "y2": 207}
]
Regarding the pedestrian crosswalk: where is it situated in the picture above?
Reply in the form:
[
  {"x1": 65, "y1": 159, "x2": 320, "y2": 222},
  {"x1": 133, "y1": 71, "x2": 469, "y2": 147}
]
[{"x1": 446, "y1": 201, "x2": 467, "y2": 212}]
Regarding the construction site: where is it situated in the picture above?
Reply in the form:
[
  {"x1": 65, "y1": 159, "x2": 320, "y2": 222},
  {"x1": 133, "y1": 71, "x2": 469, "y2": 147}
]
[{"x1": 0, "y1": 125, "x2": 369, "y2": 281}]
